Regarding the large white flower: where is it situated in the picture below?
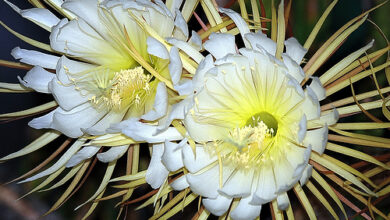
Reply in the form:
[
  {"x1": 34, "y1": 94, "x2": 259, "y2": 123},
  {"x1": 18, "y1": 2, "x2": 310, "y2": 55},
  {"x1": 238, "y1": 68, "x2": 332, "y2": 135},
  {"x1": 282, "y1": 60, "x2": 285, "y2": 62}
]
[
  {"x1": 0, "y1": 0, "x2": 200, "y2": 215},
  {"x1": 14, "y1": 0, "x2": 189, "y2": 139},
  {"x1": 173, "y1": 33, "x2": 326, "y2": 220},
  {"x1": 150, "y1": 6, "x2": 387, "y2": 220},
  {"x1": 1, "y1": 0, "x2": 197, "y2": 172}
]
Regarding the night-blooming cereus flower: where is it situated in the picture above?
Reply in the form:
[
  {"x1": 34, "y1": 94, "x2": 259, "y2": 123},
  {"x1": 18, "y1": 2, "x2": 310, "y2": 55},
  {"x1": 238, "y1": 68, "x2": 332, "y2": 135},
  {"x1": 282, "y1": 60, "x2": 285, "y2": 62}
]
[
  {"x1": 16, "y1": 0, "x2": 189, "y2": 139},
  {"x1": 0, "y1": 0, "x2": 199, "y2": 216},
  {"x1": 143, "y1": 2, "x2": 390, "y2": 219},
  {"x1": 173, "y1": 33, "x2": 328, "y2": 220}
]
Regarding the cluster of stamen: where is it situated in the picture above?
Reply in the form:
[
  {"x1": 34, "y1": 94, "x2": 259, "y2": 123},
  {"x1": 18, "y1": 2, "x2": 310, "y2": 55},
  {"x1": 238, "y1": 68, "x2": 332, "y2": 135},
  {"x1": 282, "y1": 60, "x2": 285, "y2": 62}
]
[
  {"x1": 89, "y1": 66, "x2": 151, "y2": 111},
  {"x1": 222, "y1": 120, "x2": 273, "y2": 169}
]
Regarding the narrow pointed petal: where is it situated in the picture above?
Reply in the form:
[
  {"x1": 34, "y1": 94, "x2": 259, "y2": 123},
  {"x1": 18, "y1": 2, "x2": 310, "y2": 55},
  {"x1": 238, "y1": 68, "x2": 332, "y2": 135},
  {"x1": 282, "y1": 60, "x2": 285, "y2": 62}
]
[
  {"x1": 66, "y1": 146, "x2": 101, "y2": 167},
  {"x1": 284, "y1": 37, "x2": 307, "y2": 64},
  {"x1": 202, "y1": 194, "x2": 232, "y2": 216},
  {"x1": 230, "y1": 195, "x2": 261, "y2": 220},
  {"x1": 161, "y1": 139, "x2": 185, "y2": 172},
  {"x1": 18, "y1": 66, "x2": 54, "y2": 93},
  {"x1": 5, "y1": 0, "x2": 60, "y2": 31},
  {"x1": 303, "y1": 125, "x2": 328, "y2": 154},
  {"x1": 170, "y1": 175, "x2": 189, "y2": 190},
  {"x1": 146, "y1": 143, "x2": 169, "y2": 189},
  {"x1": 11, "y1": 47, "x2": 59, "y2": 69},
  {"x1": 245, "y1": 32, "x2": 276, "y2": 55},
  {"x1": 169, "y1": 46, "x2": 182, "y2": 85},
  {"x1": 147, "y1": 37, "x2": 169, "y2": 59},
  {"x1": 97, "y1": 145, "x2": 129, "y2": 163},
  {"x1": 204, "y1": 33, "x2": 236, "y2": 59},
  {"x1": 141, "y1": 82, "x2": 168, "y2": 121},
  {"x1": 182, "y1": 145, "x2": 217, "y2": 173}
]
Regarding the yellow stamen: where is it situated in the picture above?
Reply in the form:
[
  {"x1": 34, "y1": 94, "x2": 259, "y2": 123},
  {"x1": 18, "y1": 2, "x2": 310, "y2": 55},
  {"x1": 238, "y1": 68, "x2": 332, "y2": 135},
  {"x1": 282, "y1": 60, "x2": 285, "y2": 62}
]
[{"x1": 88, "y1": 66, "x2": 151, "y2": 111}]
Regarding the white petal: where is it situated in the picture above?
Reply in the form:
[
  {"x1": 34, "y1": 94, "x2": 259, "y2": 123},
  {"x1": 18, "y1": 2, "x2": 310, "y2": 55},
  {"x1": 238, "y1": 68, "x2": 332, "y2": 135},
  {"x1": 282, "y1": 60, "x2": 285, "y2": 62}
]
[
  {"x1": 28, "y1": 108, "x2": 56, "y2": 129},
  {"x1": 299, "y1": 165, "x2": 313, "y2": 185},
  {"x1": 189, "y1": 30, "x2": 202, "y2": 51},
  {"x1": 174, "y1": 78, "x2": 193, "y2": 96},
  {"x1": 146, "y1": 143, "x2": 169, "y2": 189},
  {"x1": 49, "y1": 79, "x2": 89, "y2": 111},
  {"x1": 219, "y1": 7, "x2": 250, "y2": 47},
  {"x1": 97, "y1": 145, "x2": 129, "y2": 163},
  {"x1": 308, "y1": 108, "x2": 339, "y2": 128},
  {"x1": 19, "y1": 139, "x2": 85, "y2": 183},
  {"x1": 147, "y1": 37, "x2": 169, "y2": 59},
  {"x1": 85, "y1": 109, "x2": 127, "y2": 135},
  {"x1": 245, "y1": 32, "x2": 276, "y2": 55},
  {"x1": 141, "y1": 82, "x2": 168, "y2": 121},
  {"x1": 118, "y1": 118, "x2": 183, "y2": 143},
  {"x1": 174, "y1": 9, "x2": 189, "y2": 39},
  {"x1": 184, "y1": 109, "x2": 227, "y2": 142},
  {"x1": 308, "y1": 77, "x2": 326, "y2": 101},
  {"x1": 161, "y1": 139, "x2": 185, "y2": 172},
  {"x1": 166, "y1": 0, "x2": 183, "y2": 14},
  {"x1": 296, "y1": 87, "x2": 320, "y2": 120},
  {"x1": 282, "y1": 54, "x2": 305, "y2": 83},
  {"x1": 18, "y1": 66, "x2": 54, "y2": 93},
  {"x1": 186, "y1": 165, "x2": 222, "y2": 198},
  {"x1": 320, "y1": 108, "x2": 339, "y2": 125},
  {"x1": 203, "y1": 194, "x2": 232, "y2": 216},
  {"x1": 298, "y1": 114, "x2": 307, "y2": 143},
  {"x1": 50, "y1": 18, "x2": 123, "y2": 66},
  {"x1": 62, "y1": 0, "x2": 108, "y2": 37},
  {"x1": 290, "y1": 145, "x2": 311, "y2": 178},
  {"x1": 5, "y1": 0, "x2": 60, "y2": 31},
  {"x1": 154, "y1": 0, "x2": 174, "y2": 18},
  {"x1": 219, "y1": 169, "x2": 254, "y2": 198},
  {"x1": 166, "y1": 38, "x2": 204, "y2": 63},
  {"x1": 276, "y1": 192, "x2": 290, "y2": 210},
  {"x1": 182, "y1": 145, "x2": 217, "y2": 173},
  {"x1": 286, "y1": 74, "x2": 305, "y2": 97},
  {"x1": 156, "y1": 97, "x2": 192, "y2": 133},
  {"x1": 204, "y1": 33, "x2": 236, "y2": 59},
  {"x1": 303, "y1": 126, "x2": 328, "y2": 155},
  {"x1": 169, "y1": 46, "x2": 182, "y2": 85},
  {"x1": 124, "y1": 1, "x2": 175, "y2": 38},
  {"x1": 230, "y1": 196, "x2": 261, "y2": 220},
  {"x1": 66, "y1": 146, "x2": 101, "y2": 167},
  {"x1": 192, "y1": 55, "x2": 215, "y2": 92},
  {"x1": 52, "y1": 103, "x2": 107, "y2": 138},
  {"x1": 273, "y1": 159, "x2": 295, "y2": 193},
  {"x1": 145, "y1": 3, "x2": 175, "y2": 37},
  {"x1": 105, "y1": 3, "x2": 148, "y2": 57},
  {"x1": 11, "y1": 47, "x2": 59, "y2": 69},
  {"x1": 55, "y1": 56, "x2": 96, "y2": 84},
  {"x1": 284, "y1": 37, "x2": 307, "y2": 64},
  {"x1": 251, "y1": 166, "x2": 277, "y2": 205},
  {"x1": 170, "y1": 175, "x2": 189, "y2": 190}
]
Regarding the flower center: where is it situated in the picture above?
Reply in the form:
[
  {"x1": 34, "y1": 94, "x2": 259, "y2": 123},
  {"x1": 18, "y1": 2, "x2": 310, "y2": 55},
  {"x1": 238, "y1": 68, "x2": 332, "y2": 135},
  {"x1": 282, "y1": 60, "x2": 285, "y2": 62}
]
[
  {"x1": 245, "y1": 111, "x2": 278, "y2": 136},
  {"x1": 211, "y1": 119, "x2": 275, "y2": 170},
  {"x1": 89, "y1": 66, "x2": 152, "y2": 111}
]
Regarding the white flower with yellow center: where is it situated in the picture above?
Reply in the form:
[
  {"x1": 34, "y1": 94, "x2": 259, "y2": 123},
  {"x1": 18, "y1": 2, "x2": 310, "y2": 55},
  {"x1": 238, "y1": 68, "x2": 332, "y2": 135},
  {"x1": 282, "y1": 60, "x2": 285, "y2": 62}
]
[
  {"x1": 153, "y1": 6, "x2": 384, "y2": 219},
  {"x1": 3, "y1": 0, "x2": 196, "y2": 170},
  {"x1": 12, "y1": 0, "x2": 189, "y2": 140},
  {"x1": 179, "y1": 35, "x2": 321, "y2": 219},
  {"x1": 0, "y1": 0, "x2": 201, "y2": 213}
]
